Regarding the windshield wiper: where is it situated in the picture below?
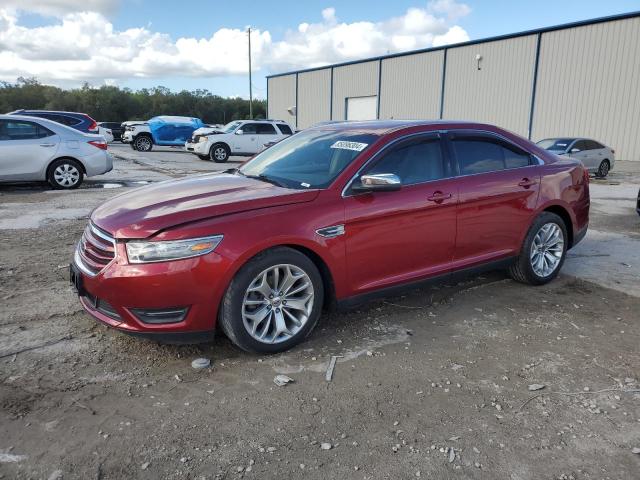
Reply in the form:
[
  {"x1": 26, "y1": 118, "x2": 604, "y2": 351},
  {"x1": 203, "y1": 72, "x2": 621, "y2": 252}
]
[
  {"x1": 223, "y1": 167, "x2": 244, "y2": 176},
  {"x1": 245, "y1": 174, "x2": 287, "y2": 188}
]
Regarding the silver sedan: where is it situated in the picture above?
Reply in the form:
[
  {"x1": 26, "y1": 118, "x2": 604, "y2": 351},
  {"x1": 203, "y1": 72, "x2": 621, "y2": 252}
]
[{"x1": 0, "y1": 114, "x2": 113, "y2": 189}]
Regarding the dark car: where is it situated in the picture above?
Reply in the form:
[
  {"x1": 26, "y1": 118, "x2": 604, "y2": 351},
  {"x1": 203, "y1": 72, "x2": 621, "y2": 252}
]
[
  {"x1": 98, "y1": 122, "x2": 124, "y2": 141},
  {"x1": 9, "y1": 110, "x2": 99, "y2": 134},
  {"x1": 71, "y1": 120, "x2": 590, "y2": 353}
]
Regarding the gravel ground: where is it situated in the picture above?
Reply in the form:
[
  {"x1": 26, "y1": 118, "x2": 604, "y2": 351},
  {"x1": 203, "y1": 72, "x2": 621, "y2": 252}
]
[{"x1": 1, "y1": 147, "x2": 639, "y2": 479}]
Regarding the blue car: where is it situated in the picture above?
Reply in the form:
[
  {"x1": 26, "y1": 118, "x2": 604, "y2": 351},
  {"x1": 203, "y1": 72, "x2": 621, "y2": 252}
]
[
  {"x1": 122, "y1": 116, "x2": 206, "y2": 152},
  {"x1": 9, "y1": 110, "x2": 99, "y2": 134}
]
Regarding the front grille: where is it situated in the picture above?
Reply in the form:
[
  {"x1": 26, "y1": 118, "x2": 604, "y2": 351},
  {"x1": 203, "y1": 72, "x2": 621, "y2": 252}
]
[{"x1": 75, "y1": 223, "x2": 116, "y2": 276}]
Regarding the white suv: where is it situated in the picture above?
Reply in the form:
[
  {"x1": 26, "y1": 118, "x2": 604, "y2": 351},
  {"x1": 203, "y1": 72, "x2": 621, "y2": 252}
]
[{"x1": 185, "y1": 120, "x2": 294, "y2": 162}]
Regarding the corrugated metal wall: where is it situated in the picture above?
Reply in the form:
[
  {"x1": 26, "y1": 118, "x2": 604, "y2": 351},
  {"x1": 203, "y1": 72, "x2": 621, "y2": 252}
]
[
  {"x1": 532, "y1": 16, "x2": 640, "y2": 160},
  {"x1": 297, "y1": 69, "x2": 331, "y2": 129},
  {"x1": 379, "y1": 51, "x2": 444, "y2": 120},
  {"x1": 267, "y1": 74, "x2": 296, "y2": 125},
  {"x1": 442, "y1": 35, "x2": 538, "y2": 137},
  {"x1": 268, "y1": 15, "x2": 640, "y2": 159},
  {"x1": 331, "y1": 61, "x2": 379, "y2": 120}
]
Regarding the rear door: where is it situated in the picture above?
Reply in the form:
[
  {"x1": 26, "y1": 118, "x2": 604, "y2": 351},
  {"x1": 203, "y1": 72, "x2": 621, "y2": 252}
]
[
  {"x1": 568, "y1": 140, "x2": 595, "y2": 168},
  {"x1": 446, "y1": 131, "x2": 541, "y2": 269},
  {"x1": 343, "y1": 133, "x2": 458, "y2": 294},
  {"x1": 0, "y1": 119, "x2": 59, "y2": 180},
  {"x1": 255, "y1": 123, "x2": 280, "y2": 151}
]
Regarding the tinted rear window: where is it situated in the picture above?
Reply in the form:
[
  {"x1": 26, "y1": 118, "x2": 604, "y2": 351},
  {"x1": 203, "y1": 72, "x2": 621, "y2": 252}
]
[{"x1": 277, "y1": 124, "x2": 293, "y2": 135}]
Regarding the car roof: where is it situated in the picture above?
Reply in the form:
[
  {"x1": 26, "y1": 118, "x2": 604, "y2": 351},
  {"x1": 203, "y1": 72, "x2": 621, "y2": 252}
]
[
  {"x1": 11, "y1": 109, "x2": 88, "y2": 116},
  {"x1": 308, "y1": 119, "x2": 508, "y2": 135},
  {"x1": 0, "y1": 114, "x2": 91, "y2": 135}
]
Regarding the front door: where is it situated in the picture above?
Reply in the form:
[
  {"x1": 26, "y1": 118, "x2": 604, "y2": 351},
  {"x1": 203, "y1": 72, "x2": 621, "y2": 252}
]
[
  {"x1": 232, "y1": 123, "x2": 258, "y2": 154},
  {"x1": 446, "y1": 131, "x2": 541, "y2": 269},
  {"x1": 343, "y1": 133, "x2": 458, "y2": 294}
]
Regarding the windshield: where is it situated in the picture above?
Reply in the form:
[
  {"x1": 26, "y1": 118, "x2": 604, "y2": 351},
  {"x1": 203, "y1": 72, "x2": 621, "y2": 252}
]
[
  {"x1": 221, "y1": 121, "x2": 242, "y2": 133},
  {"x1": 537, "y1": 138, "x2": 574, "y2": 151},
  {"x1": 239, "y1": 129, "x2": 378, "y2": 189}
]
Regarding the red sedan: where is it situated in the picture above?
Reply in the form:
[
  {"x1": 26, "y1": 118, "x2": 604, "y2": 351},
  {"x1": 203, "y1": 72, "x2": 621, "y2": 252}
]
[{"x1": 70, "y1": 121, "x2": 590, "y2": 353}]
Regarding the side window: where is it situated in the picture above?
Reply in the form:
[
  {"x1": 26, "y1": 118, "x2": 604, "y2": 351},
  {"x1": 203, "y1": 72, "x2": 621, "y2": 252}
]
[
  {"x1": 241, "y1": 123, "x2": 258, "y2": 134},
  {"x1": 452, "y1": 137, "x2": 531, "y2": 175},
  {"x1": 256, "y1": 123, "x2": 277, "y2": 134},
  {"x1": 365, "y1": 137, "x2": 446, "y2": 185},
  {"x1": 1, "y1": 120, "x2": 53, "y2": 140},
  {"x1": 587, "y1": 140, "x2": 603, "y2": 150},
  {"x1": 572, "y1": 140, "x2": 588, "y2": 152},
  {"x1": 277, "y1": 124, "x2": 293, "y2": 135}
]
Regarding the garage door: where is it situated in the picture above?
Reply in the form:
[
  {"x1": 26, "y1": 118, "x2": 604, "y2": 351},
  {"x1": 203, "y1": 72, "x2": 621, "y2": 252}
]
[{"x1": 346, "y1": 96, "x2": 378, "y2": 121}]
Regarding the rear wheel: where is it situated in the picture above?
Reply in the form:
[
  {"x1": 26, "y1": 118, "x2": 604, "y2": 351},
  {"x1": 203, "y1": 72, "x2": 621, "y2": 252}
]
[
  {"x1": 210, "y1": 143, "x2": 230, "y2": 163},
  {"x1": 596, "y1": 159, "x2": 610, "y2": 178},
  {"x1": 47, "y1": 158, "x2": 83, "y2": 189},
  {"x1": 509, "y1": 212, "x2": 567, "y2": 285},
  {"x1": 219, "y1": 247, "x2": 324, "y2": 354},
  {"x1": 134, "y1": 135, "x2": 153, "y2": 152}
]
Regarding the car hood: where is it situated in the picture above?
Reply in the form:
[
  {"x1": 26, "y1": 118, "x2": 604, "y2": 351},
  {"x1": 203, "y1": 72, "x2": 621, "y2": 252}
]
[{"x1": 91, "y1": 173, "x2": 320, "y2": 239}]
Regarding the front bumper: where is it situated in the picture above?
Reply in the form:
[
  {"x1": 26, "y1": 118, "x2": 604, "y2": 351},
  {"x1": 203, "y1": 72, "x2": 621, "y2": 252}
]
[
  {"x1": 188, "y1": 141, "x2": 210, "y2": 155},
  {"x1": 73, "y1": 242, "x2": 233, "y2": 342},
  {"x1": 121, "y1": 131, "x2": 133, "y2": 143}
]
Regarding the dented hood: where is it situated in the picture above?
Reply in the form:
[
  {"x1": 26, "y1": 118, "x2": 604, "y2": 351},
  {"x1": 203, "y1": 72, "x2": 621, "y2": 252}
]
[{"x1": 91, "y1": 173, "x2": 319, "y2": 239}]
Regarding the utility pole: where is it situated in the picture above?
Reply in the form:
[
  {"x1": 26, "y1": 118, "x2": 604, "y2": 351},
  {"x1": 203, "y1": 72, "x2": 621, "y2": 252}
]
[{"x1": 248, "y1": 27, "x2": 253, "y2": 119}]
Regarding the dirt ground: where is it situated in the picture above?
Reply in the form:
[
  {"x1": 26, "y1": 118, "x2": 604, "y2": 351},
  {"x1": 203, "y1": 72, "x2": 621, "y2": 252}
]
[{"x1": 1, "y1": 146, "x2": 639, "y2": 479}]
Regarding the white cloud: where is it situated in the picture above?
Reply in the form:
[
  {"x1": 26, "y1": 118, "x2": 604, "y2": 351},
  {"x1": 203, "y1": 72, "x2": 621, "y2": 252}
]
[
  {"x1": 0, "y1": 0, "x2": 118, "y2": 17},
  {"x1": 0, "y1": 2, "x2": 471, "y2": 86}
]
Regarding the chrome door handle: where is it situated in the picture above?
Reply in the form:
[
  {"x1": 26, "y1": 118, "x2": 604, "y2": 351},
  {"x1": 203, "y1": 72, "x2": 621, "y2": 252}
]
[
  {"x1": 427, "y1": 192, "x2": 452, "y2": 202},
  {"x1": 518, "y1": 178, "x2": 537, "y2": 188},
  {"x1": 39, "y1": 143, "x2": 55, "y2": 147}
]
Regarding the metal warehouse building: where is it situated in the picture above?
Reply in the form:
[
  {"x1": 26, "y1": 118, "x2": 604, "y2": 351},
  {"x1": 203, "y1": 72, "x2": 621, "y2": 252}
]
[{"x1": 267, "y1": 12, "x2": 640, "y2": 160}]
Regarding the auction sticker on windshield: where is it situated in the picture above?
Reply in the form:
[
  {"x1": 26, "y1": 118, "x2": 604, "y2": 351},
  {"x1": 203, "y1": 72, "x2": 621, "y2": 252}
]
[{"x1": 330, "y1": 141, "x2": 368, "y2": 152}]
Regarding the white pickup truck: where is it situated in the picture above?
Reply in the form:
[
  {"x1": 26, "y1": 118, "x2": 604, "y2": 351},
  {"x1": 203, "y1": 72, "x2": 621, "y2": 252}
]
[{"x1": 185, "y1": 119, "x2": 294, "y2": 162}]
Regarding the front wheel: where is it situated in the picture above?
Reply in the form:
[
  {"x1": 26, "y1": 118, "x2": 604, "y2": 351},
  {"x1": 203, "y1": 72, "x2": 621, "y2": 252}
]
[
  {"x1": 596, "y1": 159, "x2": 610, "y2": 178},
  {"x1": 210, "y1": 144, "x2": 230, "y2": 163},
  {"x1": 219, "y1": 247, "x2": 324, "y2": 354},
  {"x1": 509, "y1": 212, "x2": 567, "y2": 285},
  {"x1": 134, "y1": 136, "x2": 153, "y2": 152}
]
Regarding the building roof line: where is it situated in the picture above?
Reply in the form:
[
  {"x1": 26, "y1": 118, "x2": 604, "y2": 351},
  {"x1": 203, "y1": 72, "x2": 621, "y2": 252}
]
[{"x1": 266, "y1": 10, "x2": 640, "y2": 79}]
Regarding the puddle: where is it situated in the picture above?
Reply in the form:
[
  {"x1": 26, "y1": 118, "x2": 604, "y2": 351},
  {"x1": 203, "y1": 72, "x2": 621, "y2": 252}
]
[{"x1": 84, "y1": 180, "x2": 152, "y2": 189}]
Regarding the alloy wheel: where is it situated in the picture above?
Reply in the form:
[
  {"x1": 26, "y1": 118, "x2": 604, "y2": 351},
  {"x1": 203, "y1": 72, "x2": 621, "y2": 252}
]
[
  {"x1": 136, "y1": 137, "x2": 151, "y2": 151},
  {"x1": 213, "y1": 147, "x2": 227, "y2": 161},
  {"x1": 53, "y1": 164, "x2": 80, "y2": 187},
  {"x1": 598, "y1": 161, "x2": 609, "y2": 177},
  {"x1": 241, "y1": 264, "x2": 314, "y2": 344},
  {"x1": 529, "y1": 222, "x2": 564, "y2": 277}
]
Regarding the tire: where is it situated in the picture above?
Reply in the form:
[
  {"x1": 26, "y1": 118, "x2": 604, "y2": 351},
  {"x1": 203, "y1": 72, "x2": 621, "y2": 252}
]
[
  {"x1": 509, "y1": 212, "x2": 568, "y2": 285},
  {"x1": 47, "y1": 158, "x2": 84, "y2": 189},
  {"x1": 596, "y1": 159, "x2": 610, "y2": 178},
  {"x1": 219, "y1": 247, "x2": 324, "y2": 354},
  {"x1": 198, "y1": 154, "x2": 210, "y2": 161},
  {"x1": 210, "y1": 143, "x2": 230, "y2": 163},
  {"x1": 130, "y1": 143, "x2": 137, "y2": 150},
  {"x1": 134, "y1": 135, "x2": 153, "y2": 152}
]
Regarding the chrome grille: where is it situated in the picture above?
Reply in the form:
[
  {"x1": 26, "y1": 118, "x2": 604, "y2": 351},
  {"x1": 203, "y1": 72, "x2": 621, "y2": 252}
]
[{"x1": 75, "y1": 223, "x2": 116, "y2": 276}]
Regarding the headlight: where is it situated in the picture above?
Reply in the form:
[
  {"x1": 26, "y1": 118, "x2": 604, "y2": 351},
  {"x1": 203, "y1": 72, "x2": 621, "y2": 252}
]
[
  {"x1": 126, "y1": 235, "x2": 223, "y2": 263},
  {"x1": 198, "y1": 136, "x2": 208, "y2": 143}
]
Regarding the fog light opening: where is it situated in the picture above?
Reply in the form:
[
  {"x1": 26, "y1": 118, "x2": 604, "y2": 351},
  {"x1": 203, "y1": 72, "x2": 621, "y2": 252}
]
[{"x1": 130, "y1": 307, "x2": 189, "y2": 324}]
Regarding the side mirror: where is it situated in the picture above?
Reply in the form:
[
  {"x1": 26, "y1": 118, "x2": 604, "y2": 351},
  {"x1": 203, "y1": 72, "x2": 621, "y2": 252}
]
[
  {"x1": 236, "y1": 129, "x2": 244, "y2": 135},
  {"x1": 353, "y1": 173, "x2": 402, "y2": 192},
  {"x1": 570, "y1": 148, "x2": 580, "y2": 153}
]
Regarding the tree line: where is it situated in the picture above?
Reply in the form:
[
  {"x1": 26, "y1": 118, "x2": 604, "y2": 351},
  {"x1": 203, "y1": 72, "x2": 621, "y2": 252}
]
[{"x1": 0, "y1": 78, "x2": 267, "y2": 124}]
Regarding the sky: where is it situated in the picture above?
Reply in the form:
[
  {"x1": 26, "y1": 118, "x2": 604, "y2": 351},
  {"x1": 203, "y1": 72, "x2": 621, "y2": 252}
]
[{"x1": 0, "y1": 0, "x2": 638, "y2": 98}]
